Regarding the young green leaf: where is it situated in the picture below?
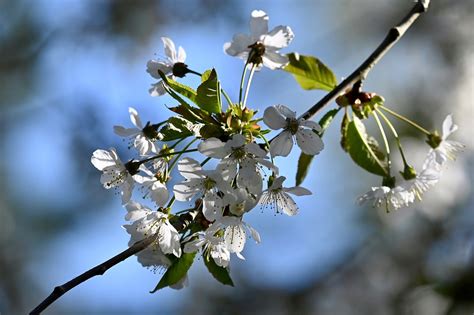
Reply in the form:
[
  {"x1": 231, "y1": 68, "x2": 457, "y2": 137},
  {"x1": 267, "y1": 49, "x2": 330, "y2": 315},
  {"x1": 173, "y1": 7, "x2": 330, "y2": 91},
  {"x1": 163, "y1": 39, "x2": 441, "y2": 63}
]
[
  {"x1": 295, "y1": 108, "x2": 340, "y2": 186},
  {"x1": 196, "y1": 69, "x2": 222, "y2": 114},
  {"x1": 160, "y1": 117, "x2": 193, "y2": 141},
  {"x1": 346, "y1": 116, "x2": 389, "y2": 177},
  {"x1": 150, "y1": 252, "x2": 196, "y2": 293},
  {"x1": 340, "y1": 111, "x2": 350, "y2": 152},
  {"x1": 158, "y1": 70, "x2": 197, "y2": 103},
  {"x1": 203, "y1": 255, "x2": 234, "y2": 286},
  {"x1": 284, "y1": 53, "x2": 337, "y2": 91}
]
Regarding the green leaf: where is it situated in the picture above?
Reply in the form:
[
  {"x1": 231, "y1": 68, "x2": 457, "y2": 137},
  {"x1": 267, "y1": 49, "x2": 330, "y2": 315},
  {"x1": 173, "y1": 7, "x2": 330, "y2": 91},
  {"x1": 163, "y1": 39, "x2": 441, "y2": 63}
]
[
  {"x1": 203, "y1": 255, "x2": 234, "y2": 286},
  {"x1": 284, "y1": 53, "x2": 337, "y2": 91},
  {"x1": 150, "y1": 252, "x2": 196, "y2": 293},
  {"x1": 158, "y1": 70, "x2": 197, "y2": 103},
  {"x1": 340, "y1": 111, "x2": 350, "y2": 152},
  {"x1": 295, "y1": 153, "x2": 313, "y2": 186},
  {"x1": 201, "y1": 69, "x2": 213, "y2": 82},
  {"x1": 346, "y1": 116, "x2": 389, "y2": 176},
  {"x1": 160, "y1": 117, "x2": 193, "y2": 141},
  {"x1": 295, "y1": 108, "x2": 340, "y2": 186},
  {"x1": 196, "y1": 69, "x2": 222, "y2": 114}
]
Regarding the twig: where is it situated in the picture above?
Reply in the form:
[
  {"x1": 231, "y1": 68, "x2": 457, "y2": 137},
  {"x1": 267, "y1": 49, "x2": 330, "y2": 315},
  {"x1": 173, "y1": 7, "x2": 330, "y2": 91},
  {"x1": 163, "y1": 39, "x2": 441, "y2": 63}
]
[
  {"x1": 299, "y1": 0, "x2": 430, "y2": 121},
  {"x1": 29, "y1": 234, "x2": 157, "y2": 315},
  {"x1": 30, "y1": 1, "x2": 430, "y2": 313}
]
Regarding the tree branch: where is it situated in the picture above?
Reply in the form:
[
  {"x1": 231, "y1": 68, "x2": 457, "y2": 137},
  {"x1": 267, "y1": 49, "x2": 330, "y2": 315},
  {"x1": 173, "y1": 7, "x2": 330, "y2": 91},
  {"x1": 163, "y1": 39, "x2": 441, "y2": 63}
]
[
  {"x1": 30, "y1": 1, "x2": 430, "y2": 314},
  {"x1": 29, "y1": 234, "x2": 157, "y2": 315},
  {"x1": 299, "y1": 0, "x2": 430, "y2": 121}
]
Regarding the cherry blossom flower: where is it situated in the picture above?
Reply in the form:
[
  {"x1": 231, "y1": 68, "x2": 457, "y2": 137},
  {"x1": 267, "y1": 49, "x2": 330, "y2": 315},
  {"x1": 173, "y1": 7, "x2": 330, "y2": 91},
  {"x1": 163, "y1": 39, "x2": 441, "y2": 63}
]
[
  {"x1": 425, "y1": 114, "x2": 464, "y2": 169},
  {"x1": 215, "y1": 216, "x2": 261, "y2": 260},
  {"x1": 133, "y1": 165, "x2": 169, "y2": 207},
  {"x1": 173, "y1": 158, "x2": 233, "y2": 221},
  {"x1": 113, "y1": 107, "x2": 160, "y2": 156},
  {"x1": 91, "y1": 148, "x2": 136, "y2": 204},
  {"x1": 224, "y1": 10, "x2": 294, "y2": 70},
  {"x1": 259, "y1": 176, "x2": 311, "y2": 216},
  {"x1": 124, "y1": 201, "x2": 181, "y2": 258},
  {"x1": 264, "y1": 105, "x2": 324, "y2": 157},
  {"x1": 358, "y1": 185, "x2": 415, "y2": 211},
  {"x1": 147, "y1": 37, "x2": 187, "y2": 96},
  {"x1": 183, "y1": 224, "x2": 231, "y2": 268},
  {"x1": 198, "y1": 134, "x2": 278, "y2": 194}
]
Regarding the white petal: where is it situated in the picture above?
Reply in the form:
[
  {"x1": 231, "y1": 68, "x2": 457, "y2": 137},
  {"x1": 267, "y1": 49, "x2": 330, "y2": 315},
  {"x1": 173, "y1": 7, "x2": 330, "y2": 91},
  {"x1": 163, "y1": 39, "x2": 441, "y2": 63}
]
[
  {"x1": 224, "y1": 224, "x2": 246, "y2": 254},
  {"x1": 300, "y1": 119, "x2": 322, "y2": 132},
  {"x1": 146, "y1": 60, "x2": 172, "y2": 79},
  {"x1": 149, "y1": 81, "x2": 167, "y2": 97},
  {"x1": 177, "y1": 46, "x2": 186, "y2": 63},
  {"x1": 262, "y1": 25, "x2": 294, "y2": 49},
  {"x1": 150, "y1": 183, "x2": 170, "y2": 207},
  {"x1": 245, "y1": 143, "x2": 267, "y2": 158},
  {"x1": 269, "y1": 176, "x2": 285, "y2": 190},
  {"x1": 275, "y1": 104, "x2": 296, "y2": 119},
  {"x1": 270, "y1": 131, "x2": 293, "y2": 157},
  {"x1": 203, "y1": 192, "x2": 223, "y2": 221},
  {"x1": 246, "y1": 224, "x2": 261, "y2": 243},
  {"x1": 262, "y1": 51, "x2": 289, "y2": 69},
  {"x1": 216, "y1": 158, "x2": 238, "y2": 182},
  {"x1": 296, "y1": 129, "x2": 324, "y2": 155},
  {"x1": 124, "y1": 201, "x2": 152, "y2": 221},
  {"x1": 250, "y1": 10, "x2": 269, "y2": 39},
  {"x1": 228, "y1": 134, "x2": 246, "y2": 148},
  {"x1": 442, "y1": 114, "x2": 458, "y2": 139},
  {"x1": 173, "y1": 180, "x2": 202, "y2": 201},
  {"x1": 120, "y1": 180, "x2": 133, "y2": 205},
  {"x1": 128, "y1": 107, "x2": 143, "y2": 129},
  {"x1": 161, "y1": 37, "x2": 177, "y2": 61},
  {"x1": 284, "y1": 186, "x2": 312, "y2": 196},
  {"x1": 198, "y1": 138, "x2": 228, "y2": 158},
  {"x1": 223, "y1": 33, "x2": 252, "y2": 57},
  {"x1": 113, "y1": 126, "x2": 140, "y2": 137},
  {"x1": 91, "y1": 149, "x2": 117, "y2": 171},
  {"x1": 263, "y1": 106, "x2": 286, "y2": 130},
  {"x1": 280, "y1": 193, "x2": 298, "y2": 216},
  {"x1": 178, "y1": 157, "x2": 204, "y2": 180}
]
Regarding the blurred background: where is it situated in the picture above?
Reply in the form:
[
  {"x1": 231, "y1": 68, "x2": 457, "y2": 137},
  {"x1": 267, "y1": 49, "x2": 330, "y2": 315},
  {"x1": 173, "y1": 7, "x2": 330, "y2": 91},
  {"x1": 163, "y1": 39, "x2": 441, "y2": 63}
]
[{"x1": 1, "y1": 0, "x2": 473, "y2": 314}]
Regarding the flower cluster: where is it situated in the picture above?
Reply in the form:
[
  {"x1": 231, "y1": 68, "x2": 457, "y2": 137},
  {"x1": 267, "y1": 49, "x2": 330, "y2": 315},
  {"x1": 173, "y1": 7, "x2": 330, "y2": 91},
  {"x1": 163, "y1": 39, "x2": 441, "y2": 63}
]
[
  {"x1": 90, "y1": 9, "x2": 463, "y2": 291},
  {"x1": 91, "y1": 10, "x2": 317, "y2": 290}
]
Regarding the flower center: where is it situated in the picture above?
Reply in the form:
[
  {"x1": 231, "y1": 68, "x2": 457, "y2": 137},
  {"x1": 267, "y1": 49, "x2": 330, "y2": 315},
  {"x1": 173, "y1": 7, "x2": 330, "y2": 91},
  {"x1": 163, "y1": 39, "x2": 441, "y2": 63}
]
[
  {"x1": 203, "y1": 177, "x2": 216, "y2": 190},
  {"x1": 172, "y1": 62, "x2": 190, "y2": 78},
  {"x1": 247, "y1": 42, "x2": 265, "y2": 65},
  {"x1": 142, "y1": 122, "x2": 160, "y2": 140},
  {"x1": 286, "y1": 118, "x2": 299, "y2": 135},
  {"x1": 232, "y1": 146, "x2": 247, "y2": 160}
]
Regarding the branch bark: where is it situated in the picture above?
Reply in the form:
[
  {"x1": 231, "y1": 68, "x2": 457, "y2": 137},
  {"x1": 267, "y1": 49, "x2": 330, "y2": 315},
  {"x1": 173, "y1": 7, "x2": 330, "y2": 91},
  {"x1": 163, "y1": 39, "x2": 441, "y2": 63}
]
[
  {"x1": 30, "y1": 1, "x2": 430, "y2": 314},
  {"x1": 29, "y1": 234, "x2": 156, "y2": 315},
  {"x1": 299, "y1": 0, "x2": 430, "y2": 121}
]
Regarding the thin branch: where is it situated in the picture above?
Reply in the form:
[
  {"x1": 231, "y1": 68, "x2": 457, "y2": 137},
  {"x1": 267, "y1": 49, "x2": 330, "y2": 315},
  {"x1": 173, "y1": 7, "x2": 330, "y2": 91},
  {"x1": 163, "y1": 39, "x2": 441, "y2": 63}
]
[
  {"x1": 30, "y1": 1, "x2": 430, "y2": 314},
  {"x1": 299, "y1": 0, "x2": 430, "y2": 121},
  {"x1": 29, "y1": 234, "x2": 157, "y2": 315}
]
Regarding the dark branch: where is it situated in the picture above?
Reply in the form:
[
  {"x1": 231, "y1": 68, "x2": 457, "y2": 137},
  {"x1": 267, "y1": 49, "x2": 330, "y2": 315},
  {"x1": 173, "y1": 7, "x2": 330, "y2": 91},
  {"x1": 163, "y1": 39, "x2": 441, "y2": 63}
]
[
  {"x1": 30, "y1": 1, "x2": 430, "y2": 313},
  {"x1": 29, "y1": 234, "x2": 156, "y2": 315},
  {"x1": 299, "y1": 0, "x2": 430, "y2": 121}
]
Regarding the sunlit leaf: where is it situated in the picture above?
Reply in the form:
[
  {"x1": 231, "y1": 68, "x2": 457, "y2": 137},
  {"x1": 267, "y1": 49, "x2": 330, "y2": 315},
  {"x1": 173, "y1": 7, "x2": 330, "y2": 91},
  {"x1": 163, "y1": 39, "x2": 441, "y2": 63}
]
[
  {"x1": 196, "y1": 69, "x2": 222, "y2": 114},
  {"x1": 150, "y1": 252, "x2": 196, "y2": 293},
  {"x1": 158, "y1": 70, "x2": 197, "y2": 103},
  {"x1": 346, "y1": 116, "x2": 389, "y2": 176},
  {"x1": 203, "y1": 255, "x2": 234, "y2": 286},
  {"x1": 284, "y1": 53, "x2": 337, "y2": 91}
]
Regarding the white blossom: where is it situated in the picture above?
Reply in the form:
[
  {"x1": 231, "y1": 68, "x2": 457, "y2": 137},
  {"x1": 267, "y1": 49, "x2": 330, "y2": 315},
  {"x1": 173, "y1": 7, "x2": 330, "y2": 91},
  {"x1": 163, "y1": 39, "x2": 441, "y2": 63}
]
[
  {"x1": 91, "y1": 148, "x2": 134, "y2": 204},
  {"x1": 217, "y1": 216, "x2": 261, "y2": 260},
  {"x1": 124, "y1": 201, "x2": 181, "y2": 258},
  {"x1": 147, "y1": 37, "x2": 187, "y2": 96},
  {"x1": 259, "y1": 176, "x2": 311, "y2": 216},
  {"x1": 264, "y1": 105, "x2": 324, "y2": 157},
  {"x1": 113, "y1": 107, "x2": 160, "y2": 156},
  {"x1": 198, "y1": 134, "x2": 278, "y2": 195},
  {"x1": 224, "y1": 10, "x2": 294, "y2": 70},
  {"x1": 133, "y1": 165, "x2": 169, "y2": 207},
  {"x1": 184, "y1": 224, "x2": 231, "y2": 268},
  {"x1": 358, "y1": 186, "x2": 415, "y2": 211},
  {"x1": 425, "y1": 114, "x2": 464, "y2": 170}
]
